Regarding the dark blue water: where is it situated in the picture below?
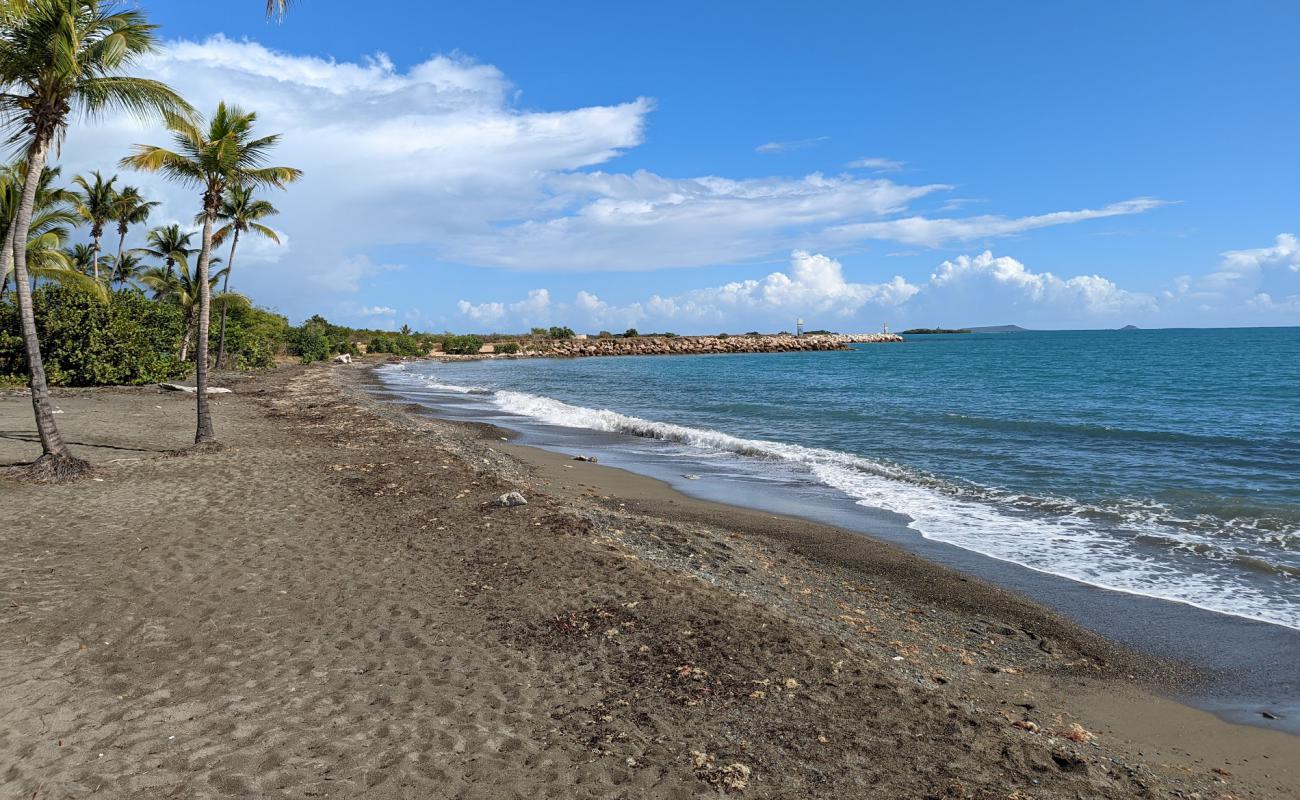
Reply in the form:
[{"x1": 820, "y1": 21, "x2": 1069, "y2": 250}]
[{"x1": 382, "y1": 328, "x2": 1300, "y2": 630}]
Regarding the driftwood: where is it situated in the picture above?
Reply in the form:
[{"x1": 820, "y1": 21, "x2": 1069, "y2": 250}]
[{"x1": 159, "y1": 383, "x2": 233, "y2": 395}]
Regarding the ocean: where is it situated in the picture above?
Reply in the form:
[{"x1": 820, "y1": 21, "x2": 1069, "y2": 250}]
[{"x1": 378, "y1": 327, "x2": 1300, "y2": 632}]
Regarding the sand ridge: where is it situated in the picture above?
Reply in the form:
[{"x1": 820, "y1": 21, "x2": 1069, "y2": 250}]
[{"x1": 0, "y1": 363, "x2": 1294, "y2": 798}]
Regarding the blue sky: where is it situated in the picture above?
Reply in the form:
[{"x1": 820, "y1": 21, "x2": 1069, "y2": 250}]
[{"x1": 64, "y1": 1, "x2": 1299, "y2": 331}]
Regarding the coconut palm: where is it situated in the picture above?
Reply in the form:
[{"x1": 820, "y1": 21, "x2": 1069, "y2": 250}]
[
  {"x1": 70, "y1": 170, "x2": 117, "y2": 281},
  {"x1": 209, "y1": 185, "x2": 280, "y2": 368},
  {"x1": 65, "y1": 242, "x2": 95, "y2": 274},
  {"x1": 266, "y1": 0, "x2": 291, "y2": 18},
  {"x1": 0, "y1": 166, "x2": 105, "y2": 300},
  {"x1": 140, "y1": 257, "x2": 244, "y2": 361},
  {"x1": 0, "y1": 161, "x2": 77, "y2": 295},
  {"x1": 136, "y1": 223, "x2": 194, "y2": 279},
  {"x1": 121, "y1": 102, "x2": 299, "y2": 444},
  {"x1": 105, "y1": 250, "x2": 144, "y2": 288},
  {"x1": 110, "y1": 185, "x2": 157, "y2": 263},
  {"x1": 0, "y1": 0, "x2": 191, "y2": 477}
]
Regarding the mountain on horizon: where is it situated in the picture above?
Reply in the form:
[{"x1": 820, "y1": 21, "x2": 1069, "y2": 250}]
[{"x1": 965, "y1": 324, "x2": 1030, "y2": 333}]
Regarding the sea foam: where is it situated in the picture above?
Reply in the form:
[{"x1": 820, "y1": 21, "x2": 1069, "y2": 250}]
[{"x1": 380, "y1": 364, "x2": 1300, "y2": 630}]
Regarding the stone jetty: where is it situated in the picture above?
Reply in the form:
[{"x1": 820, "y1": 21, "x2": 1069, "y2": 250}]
[{"x1": 436, "y1": 333, "x2": 903, "y2": 360}]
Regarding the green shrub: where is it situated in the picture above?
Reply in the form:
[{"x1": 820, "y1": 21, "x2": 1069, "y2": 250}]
[
  {"x1": 623, "y1": 328, "x2": 639, "y2": 338},
  {"x1": 0, "y1": 286, "x2": 188, "y2": 386},
  {"x1": 214, "y1": 305, "x2": 289, "y2": 370},
  {"x1": 496, "y1": 341, "x2": 520, "y2": 354},
  {"x1": 547, "y1": 326, "x2": 575, "y2": 339},
  {"x1": 368, "y1": 333, "x2": 430, "y2": 357},
  {"x1": 442, "y1": 334, "x2": 484, "y2": 355},
  {"x1": 287, "y1": 325, "x2": 331, "y2": 364}
]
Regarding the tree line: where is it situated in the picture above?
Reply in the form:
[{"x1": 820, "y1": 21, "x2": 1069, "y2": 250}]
[{"x1": 0, "y1": 0, "x2": 299, "y2": 480}]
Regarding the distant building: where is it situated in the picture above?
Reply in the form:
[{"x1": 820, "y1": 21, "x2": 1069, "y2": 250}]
[{"x1": 573, "y1": 333, "x2": 588, "y2": 340}]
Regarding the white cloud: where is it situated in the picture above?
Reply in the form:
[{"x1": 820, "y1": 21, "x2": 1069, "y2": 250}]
[
  {"x1": 1162, "y1": 233, "x2": 1300, "y2": 320},
  {"x1": 452, "y1": 171, "x2": 949, "y2": 270},
  {"x1": 456, "y1": 249, "x2": 1179, "y2": 331},
  {"x1": 828, "y1": 198, "x2": 1169, "y2": 248},
  {"x1": 458, "y1": 251, "x2": 919, "y2": 330},
  {"x1": 359, "y1": 305, "x2": 397, "y2": 316},
  {"x1": 755, "y1": 136, "x2": 829, "y2": 154},
  {"x1": 56, "y1": 35, "x2": 1172, "y2": 325},
  {"x1": 847, "y1": 157, "x2": 904, "y2": 172},
  {"x1": 457, "y1": 287, "x2": 552, "y2": 326},
  {"x1": 918, "y1": 251, "x2": 1156, "y2": 320}
]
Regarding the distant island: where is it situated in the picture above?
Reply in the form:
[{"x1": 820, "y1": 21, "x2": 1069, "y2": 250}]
[
  {"x1": 1119, "y1": 324, "x2": 1140, "y2": 331},
  {"x1": 901, "y1": 327, "x2": 972, "y2": 335},
  {"x1": 966, "y1": 325, "x2": 1031, "y2": 333}
]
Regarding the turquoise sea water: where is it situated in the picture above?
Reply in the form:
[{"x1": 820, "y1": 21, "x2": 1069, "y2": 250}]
[{"x1": 381, "y1": 328, "x2": 1300, "y2": 630}]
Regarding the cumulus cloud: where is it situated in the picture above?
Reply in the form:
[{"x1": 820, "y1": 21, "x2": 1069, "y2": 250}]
[
  {"x1": 915, "y1": 252, "x2": 1156, "y2": 322},
  {"x1": 457, "y1": 288, "x2": 552, "y2": 325},
  {"x1": 455, "y1": 249, "x2": 1176, "y2": 331},
  {"x1": 457, "y1": 251, "x2": 920, "y2": 330},
  {"x1": 1162, "y1": 233, "x2": 1300, "y2": 320}
]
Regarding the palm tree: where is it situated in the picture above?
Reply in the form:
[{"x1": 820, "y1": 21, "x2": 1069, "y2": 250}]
[
  {"x1": 140, "y1": 257, "x2": 244, "y2": 361},
  {"x1": 266, "y1": 0, "x2": 291, "y2": 18},
  {"x1": 0, "y1": 166, "x2": 106, "y2": 301},
  {"x1": 0, "y1": 0, "x2": 190, "y2": 478},
  {"x1": 110, "y1": 185, "x2": 157, "y2": 263},
  {"x1": 65, "y1": 243, "x2": 96, "y2": 274},
  {"x1": 136, "y1": 224, "x2": 195, "y2": 279},
  {"x1": 0, "y1": 161, "x2": 77, "y2": 296},
  {"x1": 105, "y1": 251, "x2": 144, "y2": 288},
  {"x1": 71, "y1": 170, "x2": 118, "y2": 281},
  {"x1": 122, "y1": 102, "x2": 299, "y2": 444},
  {"x1": 210, "y1": 185, "x2": 280, "y2": 368}
]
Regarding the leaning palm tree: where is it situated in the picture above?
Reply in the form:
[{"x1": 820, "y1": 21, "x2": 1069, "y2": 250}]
[
  {"x1": 122, "y1": 102, "x2": 299, "y2": 444},
  {"x1": 209, "y1": 185, "x2": 280, "y2": 368},
  {"x1": 71, "y1": 170, "x2": 118, "y2": 281},
  {"x1": 0, "y1": 0, "x2": 191, "y2": 478},
  {"x1": 110, "y1": 185, "x2": 157, "y2": 263},
  {"x1": 136, "y1": 223, "x2": 195, "y2": 279}
]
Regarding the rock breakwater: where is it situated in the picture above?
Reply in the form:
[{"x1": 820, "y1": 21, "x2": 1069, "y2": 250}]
[{"x1": 437, "y1": 333, "x2": 903, "y2": 360}]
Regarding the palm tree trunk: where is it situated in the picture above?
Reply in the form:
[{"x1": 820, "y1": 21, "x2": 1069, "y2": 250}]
[
  {"x1": 0, "y1": 138, "x2": 86, "y2": 478},
  {"x1": 193, "y1": 205, "x2": 217, "y2": 444},
  {"x1": 116, "y1": 225, "x2": 128, "y2": 266},
  {"x1": 179, "y1": 314, "x2": 194, "y2": 361},
  {"x1": 215, "y1": 229, "x2": 240, "y2": 370},
  {"x1": 90, "y1": 232, "x2": 100, "y2": 281}
]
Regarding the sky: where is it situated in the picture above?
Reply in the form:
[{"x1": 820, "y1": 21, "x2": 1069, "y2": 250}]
[{"x1": 58, "y1": 1, "x2": 1300, "y2": 332}]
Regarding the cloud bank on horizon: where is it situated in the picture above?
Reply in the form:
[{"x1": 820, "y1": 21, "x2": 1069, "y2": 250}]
[
  {"x1": 458, "y1": 237, "x2": 1300, "y2": 331},
  {"x1": 60, "y1": 36, "x2": 1297, "y2": 332}
]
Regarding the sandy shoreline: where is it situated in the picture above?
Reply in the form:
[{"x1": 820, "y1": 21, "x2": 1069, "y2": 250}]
[{"x1": 1, "y1": 361, "x2": 1296, "y2": 798}]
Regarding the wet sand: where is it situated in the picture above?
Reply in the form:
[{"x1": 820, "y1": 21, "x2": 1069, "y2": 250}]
[{"x1": 0, "y1": 361, "x2": 1295, "y2": 798}]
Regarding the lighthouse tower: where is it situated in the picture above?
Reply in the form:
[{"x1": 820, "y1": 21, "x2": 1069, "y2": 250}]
[{"x1": 796, "y1": 318, "x2": 804, "y2": 337}]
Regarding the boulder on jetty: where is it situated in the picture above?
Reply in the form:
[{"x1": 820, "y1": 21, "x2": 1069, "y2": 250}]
[{"x1": 443, "y1": 332, "x2": 903, "y2": 360}]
